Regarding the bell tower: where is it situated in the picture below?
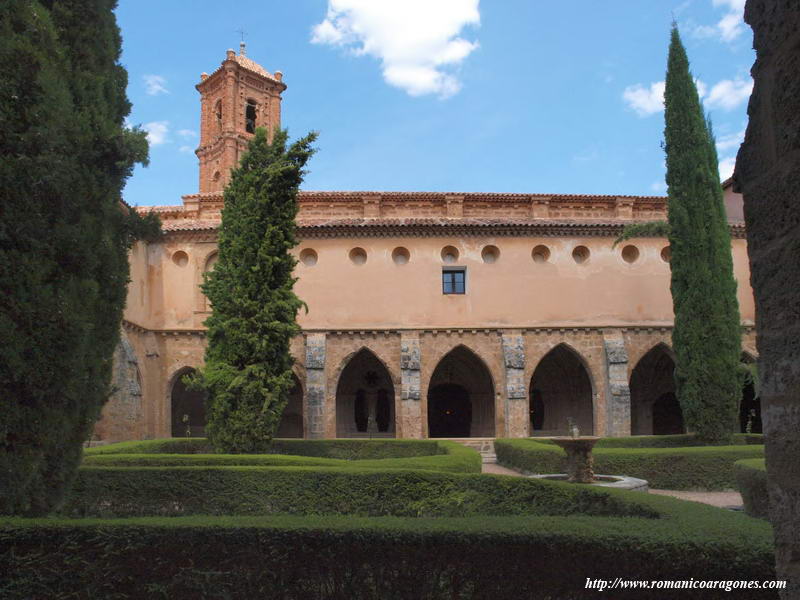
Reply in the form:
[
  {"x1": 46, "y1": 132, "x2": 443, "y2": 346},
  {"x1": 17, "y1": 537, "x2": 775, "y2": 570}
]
[{"x1": 195, "y1": 42, "x2": 286, "y2": 194}]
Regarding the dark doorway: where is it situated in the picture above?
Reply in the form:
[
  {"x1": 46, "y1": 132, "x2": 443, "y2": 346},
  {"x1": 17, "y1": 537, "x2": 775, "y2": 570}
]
[
  {"x1": 629, "y1": 345, "x2": 682, "y2": 435},
  {"x1": 428, "y1": 384, "x2": 472, "y2": 437},
  {"x1": 652, "y1": 392, "x2": 684, "y2": 435},
  {"x1": 529, "y1": 344, "x2": 594, "y2": 436},
  {"x1": 170, "y1": 368, "x2": 206, "y2": 437}
]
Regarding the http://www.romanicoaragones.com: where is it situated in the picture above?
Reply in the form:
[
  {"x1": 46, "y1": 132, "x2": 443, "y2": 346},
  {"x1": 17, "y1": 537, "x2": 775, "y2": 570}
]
[{"x1": 585, "y1": 578, "x2": 786, "y2": 593}]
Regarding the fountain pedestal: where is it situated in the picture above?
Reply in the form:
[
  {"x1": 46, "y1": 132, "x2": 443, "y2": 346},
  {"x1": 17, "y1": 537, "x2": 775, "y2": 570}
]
[{"x1": 550, "y1": 437, "x2": 600, "y2": 483}]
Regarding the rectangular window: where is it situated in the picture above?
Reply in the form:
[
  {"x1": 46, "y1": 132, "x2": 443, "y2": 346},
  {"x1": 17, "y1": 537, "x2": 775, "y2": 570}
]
[{"x1": 442, "y1": 268, "x2": 465, "y2": 294}]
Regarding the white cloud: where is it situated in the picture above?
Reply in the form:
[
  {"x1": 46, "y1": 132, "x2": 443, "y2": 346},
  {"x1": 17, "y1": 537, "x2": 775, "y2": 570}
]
[
  {"x1": 694, "y1": 0, "x2": 746, "y2": 42},
  {"x1": 143, "y1": 74, "x2": 169, "y2": 96},
  {"x1": 177, "y1": 129, "x2": 197, "y2": 138},
  {"x1": 650, "y1": 180, "x2": 667, "y2": 194},
  {"x1": 716, "y1": 128, "x2": 746, "y2": 152},
  {"x1": 622, "y1": 81, "x2": 666, "y2": 117},
  {"x1": 705, "y1": 78, "x2": 753, "y2": 110},
  {"x1": 623, "y1": 76, "x2": 750, "y2": 117},
  {"x1": 719, "y1": 156, "x2": 736, "y2": 180},
  {"x1": 311, "y1": 0, "x2": 480, "y2": 98},
  {"x1": 144, "y1": 121, "x2": 169, "y2": 146},
  {"x1": 179, "y1": 145, "x2": 194, "y2": 153}
]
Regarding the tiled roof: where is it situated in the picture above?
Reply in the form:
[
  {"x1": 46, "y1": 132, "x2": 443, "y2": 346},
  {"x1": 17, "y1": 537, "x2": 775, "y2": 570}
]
[
  {"x1": 162, "y1": 220, "x2": 219, "y2": 231},
  {"x1": 233, "y1": 54, "x2": 271, "y2": 78},
  {"x1": 296, "y1": 191, "x2": 666, "y2": 202}
]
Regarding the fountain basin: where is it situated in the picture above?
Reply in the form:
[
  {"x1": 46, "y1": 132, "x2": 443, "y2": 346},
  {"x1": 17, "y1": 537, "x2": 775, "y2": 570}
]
[{"x1": 528, "y1": 473, "x2": 649, "y2": 492}]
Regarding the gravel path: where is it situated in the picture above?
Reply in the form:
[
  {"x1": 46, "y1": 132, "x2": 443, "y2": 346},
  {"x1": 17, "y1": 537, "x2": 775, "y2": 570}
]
[{"x1": 481, "y1": 462, "x2": 744, "y2": 509}]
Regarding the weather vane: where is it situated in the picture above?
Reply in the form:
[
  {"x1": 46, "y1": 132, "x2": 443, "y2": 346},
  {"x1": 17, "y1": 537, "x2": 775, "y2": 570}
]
[{"x1": 235, "y1": 28, "x2": 247, "y2": 55}]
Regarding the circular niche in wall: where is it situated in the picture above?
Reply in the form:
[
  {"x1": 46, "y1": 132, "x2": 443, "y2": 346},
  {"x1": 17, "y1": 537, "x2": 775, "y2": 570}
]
[
  {"x1": 171, "y1": 250, "x2": 189, "y2": 267},
  {"x1": 572, "y1": 245, "x2": 590, "y2": 264},
  {"x1": 481, "y1": 245, "x2": 500, "y2": 264},
  {"x1": 349, "y1": 247, "x2": 367, "y2": 265},
  {"x1": 392, "y1": 247, "x2": 410, "y2": 265},
  {"x1": 661, "y1": 246, "x2": 672, "y2": 263},
  {"x1": 299, "y1": 248, "x2": 318, "y2": 266},
  {"x1": 441, "y1": 245, "x2": 459, "y2": 263},
  {"x1": 531, "y1": 245, "x2": 551, "y2": 264},
  {"x1": 621, "y1": 245, "x2": 640, "y2": 264}
]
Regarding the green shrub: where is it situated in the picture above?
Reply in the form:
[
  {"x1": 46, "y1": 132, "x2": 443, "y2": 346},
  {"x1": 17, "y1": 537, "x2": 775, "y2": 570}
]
[
  {"x1": 60, "y1": 466, "x2": 659, "y2": 519},
  {"x1": 0, "y1": 503, "x2": 776, "y2": 599},
  {"x1": 735, "y1": 459, "x2": 769, "y2": 519},
  {"x1": 86, "y1": 437, "x2": 448, "y2": 459},
  {"x1": 496, "y1": 439, "x2": 764, "y2": 490},
  {"x1": 83, "y1": 439, "x2": 479, "y2": 474},
  {"x1": 590, "y1": 433, "x2": 763, "y2": 448}
]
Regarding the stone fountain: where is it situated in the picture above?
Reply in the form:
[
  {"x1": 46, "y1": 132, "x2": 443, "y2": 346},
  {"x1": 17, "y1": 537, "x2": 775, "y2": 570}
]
[{"x1": 549, "y1": 436, "x2": 600, "y2": 483}]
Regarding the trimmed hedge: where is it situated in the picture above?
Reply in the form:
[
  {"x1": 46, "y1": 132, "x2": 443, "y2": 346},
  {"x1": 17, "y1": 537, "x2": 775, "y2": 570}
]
[
  {"x1": 60, "y1": 467, "x2": 660, "y2": 519},
  {"x1": 85, "y1": 438, "x2": 448, "y2": 459},
  {"x1": 82, "y1": 439, "x2": 480, "y2": 474},
  {"x1": 496, "y1": 438, "x2": 765, "y2": 490},
  {"x1": 589, "y1": 433, "x2": 764, "y2": 448},
  {"x1": 0, "y1": 501, "x2": 776, "y2": 599},
  {"x1": 735, "y1": 459, "x2": 769, "y2": 519}
]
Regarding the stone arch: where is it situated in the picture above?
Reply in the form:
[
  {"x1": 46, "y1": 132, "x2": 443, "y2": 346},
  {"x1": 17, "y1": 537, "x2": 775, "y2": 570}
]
[
  {"x1": 629, "y1": 344, "x2": 683, "y2": 435},
  {"x1": 276, "y1": 372, "x2": 304, "y2": 438},
  {"x1": 169, "y1": 366, "x2": 206, "y2": 438},
  {"x1": 740, "y1": 351, "x2": 761, "y2": 433},
  {"x1": 529, "y1": 343, "x2": 594, "y2": 436},
  {"x1": 427, "y1": 345, "x2": 495, "y2": 438},
  {"x1": 335, "y1": 348, "x2": 396, "y2": 437}
]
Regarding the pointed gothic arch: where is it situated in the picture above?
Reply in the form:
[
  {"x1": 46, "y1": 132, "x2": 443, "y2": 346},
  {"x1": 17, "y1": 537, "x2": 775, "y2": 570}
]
[
  {"x1": 529, "y1": 343, "x2": 594, "y2": 436},
  {"x1": 427, "y1": 345, "x2": 495, "y2": 438},
  {"x1": 276, "y1": 373, "x2": 304, "y2": 438},
  {"x1": 629, "y1": 344, "x2": 683, "y2": 435},
  {"x1": 169, "y1": 367, "x2": 206, "y2": 438},
  {"x1": 335, "y1": 348, "x2": 396, "y2": 437}
]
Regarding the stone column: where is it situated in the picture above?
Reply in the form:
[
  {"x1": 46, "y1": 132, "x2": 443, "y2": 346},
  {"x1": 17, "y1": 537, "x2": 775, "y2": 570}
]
[
  {"x1": 304, "y1": 333, "x2": 326, "y2": 439},
  {"x1": 400, "y1": 332, "x2": 423, "y2": 438},
  {"x1": 502, "y1": 331, "x2": 528, "y2": 438},
  {"x1": 603, "y1": 330, "x2": 631, "y2": 437}
]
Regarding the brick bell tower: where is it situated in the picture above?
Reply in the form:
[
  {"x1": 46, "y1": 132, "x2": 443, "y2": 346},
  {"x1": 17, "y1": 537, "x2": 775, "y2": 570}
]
[{"x1": 195, "y1": 42, "x2": 286, "y2": 194}]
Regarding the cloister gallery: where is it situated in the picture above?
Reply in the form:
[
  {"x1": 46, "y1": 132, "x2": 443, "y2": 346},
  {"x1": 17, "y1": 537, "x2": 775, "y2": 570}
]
[{"x1": 93, "y1": 45, "x2": 759, "y2": 443}]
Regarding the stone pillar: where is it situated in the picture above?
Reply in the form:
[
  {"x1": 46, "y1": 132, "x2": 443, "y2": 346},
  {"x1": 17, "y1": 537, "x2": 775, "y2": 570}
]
[
  {"x1": 502, "y1": 332, "x2": 528, "y2": 438},
  {"x1": 400, "y1": 332, "x2": 423, "y2": 438},
  {"x1": 736, "y1": 2, "x2": 800, "y2": 594},
  {"x1": 304, "y1": 333, "x2": 326, "y2": 439},
  {"x1": 603, "y1": 330, "x2": 631, "y2": 437}
]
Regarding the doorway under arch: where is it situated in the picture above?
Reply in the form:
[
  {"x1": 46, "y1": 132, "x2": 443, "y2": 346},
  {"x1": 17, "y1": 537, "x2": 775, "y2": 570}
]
[
  {"x1": 335, "y1": 349, "x2": 396, "y2": 437},
  {"x1": 629, "y1": 345, "x2": 683, "y2": 435},
  {"x1": 427, "y1": 346, "x2": 495, "y2": 438},
  {"x1": 276, "y1": 374, "x2": 304, "y2": 438},
  {"x1": 170, "y1": 367, "x2": 206, "y2": 437},
  {"x1": 529, "y1": 344, "x2": 594, "y2": 436}
]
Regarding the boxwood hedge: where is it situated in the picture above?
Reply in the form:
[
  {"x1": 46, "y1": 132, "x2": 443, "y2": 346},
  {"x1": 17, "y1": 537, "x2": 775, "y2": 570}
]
[
  {"x1": 0, "y1": 498, "x2": 777, "y2": 600},
  {"x1": 495, "y1": 438, "x2": 765, "y2": 490},
  {"x1": 735, "y1": 459, "x2": 769, "y2": 519},
  {"x1": 82, "y1": 440, "x2": 480, "y2": 474},
  {"x1": 61, "y1": 466, "x2": 660, "y2": 519}
]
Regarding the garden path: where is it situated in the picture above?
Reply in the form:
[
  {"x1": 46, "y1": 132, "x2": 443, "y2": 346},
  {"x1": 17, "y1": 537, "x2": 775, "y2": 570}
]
[{"x1": 481, "y1": 462, "x2": 744, "y2": 509}]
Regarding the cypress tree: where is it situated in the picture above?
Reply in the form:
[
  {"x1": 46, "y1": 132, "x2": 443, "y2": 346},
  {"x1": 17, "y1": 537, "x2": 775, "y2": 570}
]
[
  {"x1": 663, "y1": 25, "x2": 741, "y2": 443},
  {"x1": 0, "y1": 0, "x2": 155, "y2": 515},
  {"x1": 198, "y1": 128, "x2": 316, "y2": 453}
]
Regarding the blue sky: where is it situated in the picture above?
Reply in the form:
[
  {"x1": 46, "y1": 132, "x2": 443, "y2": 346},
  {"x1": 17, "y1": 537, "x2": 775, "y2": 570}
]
[{"x1": 116, "y1": 0, "x2": 754, "y2": 207}]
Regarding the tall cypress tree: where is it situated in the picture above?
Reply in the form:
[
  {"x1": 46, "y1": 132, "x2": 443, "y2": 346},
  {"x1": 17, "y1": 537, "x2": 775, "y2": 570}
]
[
  {"x1": 664, "y1": 25, "x2": 741, "y2": 443},
  {"x1": 198, "y1": 128, "x2": 316, "y2": 453},
  {"x1": 0, "y1": 0, "x2": 154, "y2": 515}
]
